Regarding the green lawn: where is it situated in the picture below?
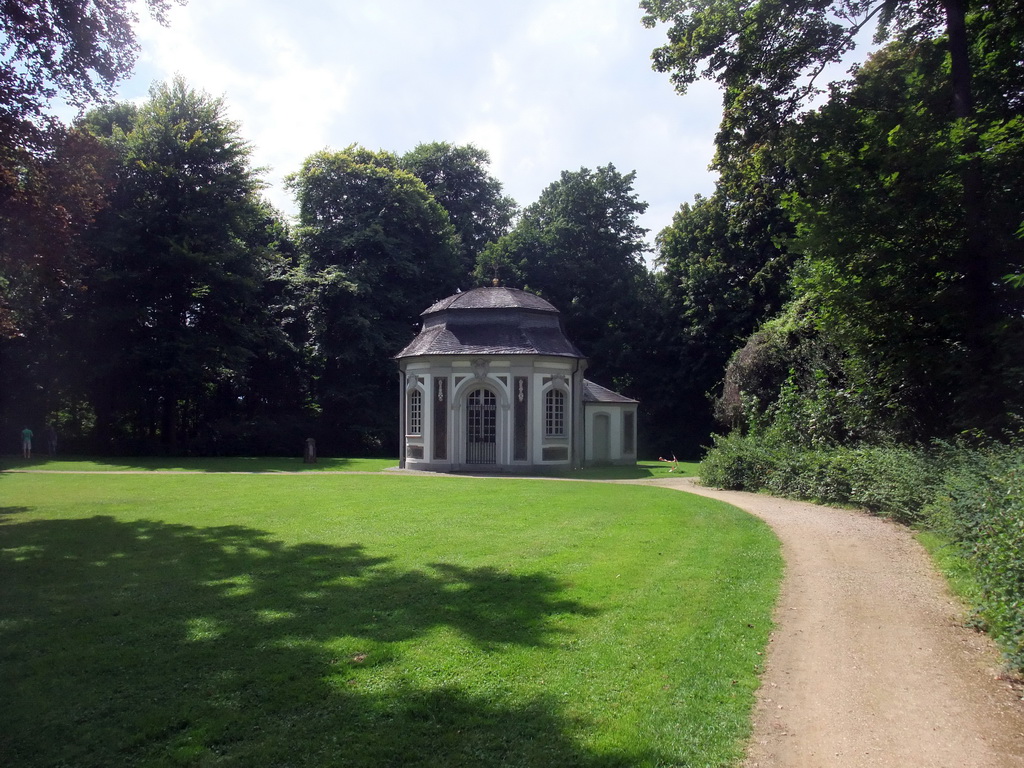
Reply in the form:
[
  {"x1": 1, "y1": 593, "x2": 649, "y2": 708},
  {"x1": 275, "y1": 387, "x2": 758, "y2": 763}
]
[
  {"x1": 0, "y1": 455, "x2": 398, "y2": 473},
  {"x1": 0, "y1": 470, "x2": 778, "y2": 767},
  {"x1": 0, "y1": 456, "x2": 699, "y2": 478}
]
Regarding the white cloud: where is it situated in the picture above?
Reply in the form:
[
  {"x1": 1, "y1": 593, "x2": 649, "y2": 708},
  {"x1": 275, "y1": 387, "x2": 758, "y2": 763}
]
[{"x1": 111, "y1": 0, "x2": 722, "y2": 237}]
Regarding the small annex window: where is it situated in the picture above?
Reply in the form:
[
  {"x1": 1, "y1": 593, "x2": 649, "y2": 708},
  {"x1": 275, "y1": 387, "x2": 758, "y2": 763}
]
[
  {"x1": 545, "y1": 389, "x2": 566, "y2": 437},
  {"x1": 408, "y1": 389, "x2": 423, "y2": 435}
]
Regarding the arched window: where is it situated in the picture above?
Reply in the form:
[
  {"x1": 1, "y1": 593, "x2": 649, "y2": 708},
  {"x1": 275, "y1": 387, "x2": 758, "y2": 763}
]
[
  {"x1": 408, "y1": 389, "x2": 423, "y2": 435},
  {"x1": 545, "y1": 389, "x2": 566, "y2": 437}
]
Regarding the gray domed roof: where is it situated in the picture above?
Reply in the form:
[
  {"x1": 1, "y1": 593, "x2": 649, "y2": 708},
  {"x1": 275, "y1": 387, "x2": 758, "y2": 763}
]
[
  {"x1": 421, "y1": 286, "x2": 558, "y2": 315},
  {"x1": 396, "y1": 287, "x2": 585, "y2": 359}
]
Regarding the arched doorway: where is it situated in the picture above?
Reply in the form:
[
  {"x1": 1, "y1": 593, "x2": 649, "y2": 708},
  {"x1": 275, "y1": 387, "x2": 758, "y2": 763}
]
[
  {"x1": 466, "y1": 388, "x2": 497, "y2": 465},
  {"x1": 593, "y1": 413, "x2": 611, "y2": 463}
]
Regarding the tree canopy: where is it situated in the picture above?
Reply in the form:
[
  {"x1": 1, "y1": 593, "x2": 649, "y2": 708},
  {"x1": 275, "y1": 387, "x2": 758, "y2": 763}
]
[
  {"x1": 74, "y1": 77, "x2": 289, "y2": 451},
  {"x1": 639, "y1": 0, "x2": 994, "y2": 123},
  {"x1": 1, "y1": 0, "x2": 183, "y2": 151},
  {"x1": 642, "y1": 0, "x2": 1024, "y2": 452},
  {"x1": 778, "y1": 36, "x2": 1024, "y2": 438},
  {"x1": 476, "y1": 164, "x2": 651, "y2": 383},
  {"x1": 0, "y1": 0, "x2": 187, "y2": 340},
  {"x1": 400, "y1": 142, "x2": 516, "y2": 276},
  {"x1": 7, "y1": 0, "x2": 1021, "y2": 460},
  {"x1": 287, "y1": 145, "x2": 463, "y2": 451}
]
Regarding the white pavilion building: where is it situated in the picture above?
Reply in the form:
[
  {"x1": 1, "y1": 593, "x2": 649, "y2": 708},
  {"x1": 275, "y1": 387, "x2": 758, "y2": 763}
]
[{"x1": 395, "y1": 286, "x2": 638, "y2": 473}]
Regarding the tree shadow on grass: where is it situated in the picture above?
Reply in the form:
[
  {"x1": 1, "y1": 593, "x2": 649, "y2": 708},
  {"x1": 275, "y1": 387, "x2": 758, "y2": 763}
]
[{"x1": 0, "y1": 516, "x2": 668, "y2": 767}]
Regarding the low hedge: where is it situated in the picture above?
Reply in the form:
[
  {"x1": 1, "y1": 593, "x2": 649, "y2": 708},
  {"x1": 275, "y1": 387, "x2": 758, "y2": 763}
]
[
  {"x1": 700, "y1": 434, "x2": 939, "y2": 522},
  {"x1": 700, "y1": 434, "x2": 1024, "y2": 669},
  {"x1": 925, "y1": 445, "x2": 1024, "y2": 669}
]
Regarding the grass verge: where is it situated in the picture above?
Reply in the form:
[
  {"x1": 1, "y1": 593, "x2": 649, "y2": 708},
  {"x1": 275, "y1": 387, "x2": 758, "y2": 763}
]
[
  {"x1": 0, "y1": 457, "x2": 698, "y2": 478},
  {"x1": 0, "y1": 455, "x2": 398, "y2": 473},
  {"x1": 0, "y1": 472, "x2": 777, "y2": 767},
  {"x1": 916, "y1": 531, "x2": 982, "y2": 609}
]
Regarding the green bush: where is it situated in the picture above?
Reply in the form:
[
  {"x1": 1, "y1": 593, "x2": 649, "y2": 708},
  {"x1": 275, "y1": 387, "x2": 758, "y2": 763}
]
[
  {"x1": 699, "y1": 432, "x2": 776, "y2": 490},
  {"x1": 700, "y1": 434, "x2": 1024, "y2": 670},
  {"x1": 843, "y1": 445, "x2": 940, "y2": 523},
  {"x1": 700, "y1": 437, "x2": 935, "y2": 522},
  {"x1": 926, "y1": 445, "x2": 1024, "y2": 668},
  {"x1": 762, "y1": 447, "x2": 849, "y2": 505}
]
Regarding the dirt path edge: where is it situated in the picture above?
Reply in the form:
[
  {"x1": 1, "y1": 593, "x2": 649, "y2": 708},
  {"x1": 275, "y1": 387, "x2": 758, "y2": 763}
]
[{"x1": 631, "y1": 476, "x2": 1024, "y2": 768}]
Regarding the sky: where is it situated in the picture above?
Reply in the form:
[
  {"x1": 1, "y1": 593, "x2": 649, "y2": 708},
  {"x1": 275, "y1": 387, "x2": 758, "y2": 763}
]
[{"x1": 111, "y1": 0, "x2": 724, "y2": 256}]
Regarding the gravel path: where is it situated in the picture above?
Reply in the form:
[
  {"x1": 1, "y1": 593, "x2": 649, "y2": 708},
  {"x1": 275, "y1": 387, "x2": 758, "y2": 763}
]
[{"x1": 631, "y1": 477, "x2": 1024, "y2": 767}]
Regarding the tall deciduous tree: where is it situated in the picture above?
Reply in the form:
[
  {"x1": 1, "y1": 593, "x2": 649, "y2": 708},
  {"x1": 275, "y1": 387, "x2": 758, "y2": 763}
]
[
  {"x1": 475, "y1": 164, "x2": 651, "y2": 387},
  {"x1": 287, "y1": 145, "x2": 462, "y2": 452},
  {"x1": 709, "y1": 29, "x2": 1023, "y2": 445},
  {"x1": 781, "y1": 38, "x2": 1024, "y2": 435},
  {"x1": 0, "y1": 127, "x2": 115, "y2": 448},
  {"x1": 1, "y1": 0, "x2": 185, "y2": 314},
  {"x1": 642, "y1": 0, "x2": 1024, "y2": 397},
  {"x1": 79, "y1": 77, "x2": 285, "y2": 451},
  {"x1": 1, "y1": 0, "x2": 186, "y2": 328},
  {"x1": 400, "y1": 142, "x2": 516, "y2": 277},
  {"x1": 1, "y1": 0, "x2": 186, "y2": 437},
  {"x1": 648, "y1": 180, "x2": 794, "y2": 455}
]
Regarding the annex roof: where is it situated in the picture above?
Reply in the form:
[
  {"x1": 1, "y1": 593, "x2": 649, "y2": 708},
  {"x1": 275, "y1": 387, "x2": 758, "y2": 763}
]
[{"x1": 583, "y1": 379, "x2": 638, "y2": 404}]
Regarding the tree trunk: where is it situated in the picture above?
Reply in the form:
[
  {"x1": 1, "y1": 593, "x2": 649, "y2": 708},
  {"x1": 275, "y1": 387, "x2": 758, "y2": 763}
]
[
  {"x1": 942, "y1": 0, "x2": 1000, "y2": 425},
  {"x1": 943, "y1": 0, "x2": 973, "y2": 120},
  {"x1": 160, "y1": 391, "x2": 177, "y2": 452}
]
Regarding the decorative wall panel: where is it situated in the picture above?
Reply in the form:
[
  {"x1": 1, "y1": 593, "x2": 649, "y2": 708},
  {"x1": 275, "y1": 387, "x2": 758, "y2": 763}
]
[{"x1": 433, "y1": 378, "x2": 447, "y2": 460}]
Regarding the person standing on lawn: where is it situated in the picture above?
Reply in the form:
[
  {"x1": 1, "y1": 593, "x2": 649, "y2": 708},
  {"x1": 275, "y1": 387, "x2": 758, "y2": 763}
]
[{"x1": 21, "y1": 426, "x2": 33, "y2": 459}]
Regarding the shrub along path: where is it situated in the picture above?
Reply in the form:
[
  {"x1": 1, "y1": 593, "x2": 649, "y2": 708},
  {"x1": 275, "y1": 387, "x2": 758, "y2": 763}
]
[{"x1": 626, "y1": 477, "x2": 1024, "y2": 767}]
